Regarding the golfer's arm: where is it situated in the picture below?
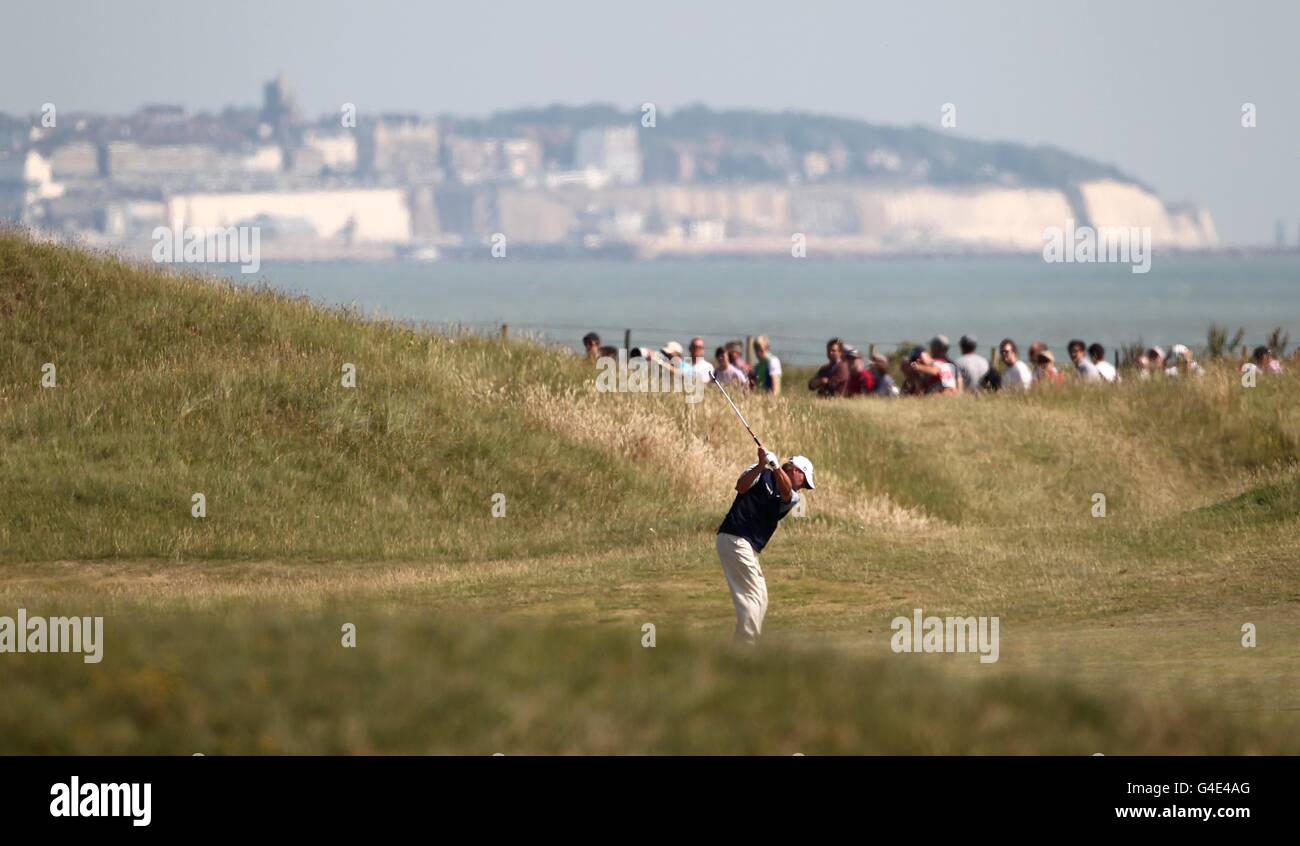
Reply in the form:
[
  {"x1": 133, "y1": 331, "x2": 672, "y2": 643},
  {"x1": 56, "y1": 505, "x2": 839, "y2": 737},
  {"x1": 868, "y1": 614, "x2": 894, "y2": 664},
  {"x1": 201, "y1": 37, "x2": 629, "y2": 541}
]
[
  {"x1": 773, "y1": 466, "x2": 794, "y2": 502},
  {"x1": 735, "y1": 465, "x2": 763, "y2": 493}
]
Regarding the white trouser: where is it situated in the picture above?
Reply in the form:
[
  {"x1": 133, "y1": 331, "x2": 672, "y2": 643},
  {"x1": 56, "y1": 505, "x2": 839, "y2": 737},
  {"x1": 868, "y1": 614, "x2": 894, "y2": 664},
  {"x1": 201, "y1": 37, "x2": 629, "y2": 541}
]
[{"x1": 715, "y1": 532, "x2": 768, "y2": 645}]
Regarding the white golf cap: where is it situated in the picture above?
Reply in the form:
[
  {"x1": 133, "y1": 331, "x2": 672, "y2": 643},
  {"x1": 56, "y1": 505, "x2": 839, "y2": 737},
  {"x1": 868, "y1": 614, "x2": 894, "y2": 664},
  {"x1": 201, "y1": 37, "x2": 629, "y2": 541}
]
[
  {"x1": 788, "y1": 455, "x2": 815, "y2": 489},
  {"x1": 661, "y1": 341, "x2": 684, "y2": 356}
]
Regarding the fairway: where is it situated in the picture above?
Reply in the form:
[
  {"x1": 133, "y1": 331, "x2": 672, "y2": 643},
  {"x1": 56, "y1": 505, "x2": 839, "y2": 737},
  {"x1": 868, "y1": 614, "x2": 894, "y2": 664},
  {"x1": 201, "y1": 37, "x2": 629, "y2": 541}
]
[{"x1": 2, "y1": 232, "x2": 1298, "y2": 753}]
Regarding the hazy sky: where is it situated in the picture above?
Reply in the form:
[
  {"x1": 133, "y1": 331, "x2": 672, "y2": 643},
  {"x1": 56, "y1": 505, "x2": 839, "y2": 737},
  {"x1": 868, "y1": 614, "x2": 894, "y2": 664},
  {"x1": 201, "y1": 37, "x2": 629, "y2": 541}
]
[{"x1": 6, "y1": 0, "x2": 1297, "y2": 244}]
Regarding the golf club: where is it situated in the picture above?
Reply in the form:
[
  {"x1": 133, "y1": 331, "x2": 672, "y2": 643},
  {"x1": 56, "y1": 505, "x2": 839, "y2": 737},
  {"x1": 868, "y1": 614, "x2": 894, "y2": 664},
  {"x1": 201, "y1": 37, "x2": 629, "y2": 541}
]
[{"x1": 709, "y1": 372, "x2": 769, "y2": 452}]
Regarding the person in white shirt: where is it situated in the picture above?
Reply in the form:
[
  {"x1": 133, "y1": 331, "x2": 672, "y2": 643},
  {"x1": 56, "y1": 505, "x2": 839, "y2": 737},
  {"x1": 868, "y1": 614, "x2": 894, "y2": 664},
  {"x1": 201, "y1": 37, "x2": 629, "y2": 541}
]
[
  {"x1": 998, "y1": 338, "x2": 1033, "y2": 391},
  {"x1": 687, "y1": 336, "x2": 714, "y2": 382},
  {"x1": 1068, "y1": 339, "x2": 1103, "y2": 382},
  {"x1": 1168, "y1": 343, "x2": 1203, "y2": 377},
  {"x1": 1146, "y1": 346, "x2": 1170, "y2": 377},
  {"x1": 1088, "y1": 343, "x2": 1119, "y2": 383},
  {"x1": 714, "y1": 346, "x2": 748, "y2": 389}
]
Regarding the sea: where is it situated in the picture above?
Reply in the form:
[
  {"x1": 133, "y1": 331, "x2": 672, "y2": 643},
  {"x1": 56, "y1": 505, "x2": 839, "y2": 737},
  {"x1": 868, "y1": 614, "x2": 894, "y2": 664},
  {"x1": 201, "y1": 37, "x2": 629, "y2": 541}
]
[{"x1": 210, "y1": 254, "x2": 1300, "y2": 365}]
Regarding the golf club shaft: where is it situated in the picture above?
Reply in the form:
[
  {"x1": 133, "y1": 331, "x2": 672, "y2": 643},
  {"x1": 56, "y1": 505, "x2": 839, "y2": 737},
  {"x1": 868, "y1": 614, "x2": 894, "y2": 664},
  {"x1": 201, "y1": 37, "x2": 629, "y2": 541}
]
[{"x1": 710, "y1": 373, "x2": 762, "y2": 447}]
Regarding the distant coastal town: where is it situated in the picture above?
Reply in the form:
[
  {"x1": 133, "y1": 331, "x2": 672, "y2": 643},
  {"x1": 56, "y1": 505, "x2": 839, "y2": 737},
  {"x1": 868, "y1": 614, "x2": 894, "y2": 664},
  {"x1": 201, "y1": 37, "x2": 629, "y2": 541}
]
[{"x1": 0, "y1": 76, "x2": 1225, "y2": 263}]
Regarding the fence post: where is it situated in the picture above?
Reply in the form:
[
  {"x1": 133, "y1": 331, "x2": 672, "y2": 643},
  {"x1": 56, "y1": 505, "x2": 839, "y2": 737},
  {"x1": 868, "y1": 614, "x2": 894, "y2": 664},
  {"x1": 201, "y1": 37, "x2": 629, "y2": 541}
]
[
  {"x1": 869, "y1": 343, "x2": 876, "y2": 357},
  {"x1": 501, "y1": 323, "x2": 508, "y2": 341},
  {"x1": 624, "y1": 329, "x2": 631, "y2": 352},
  {"x1": 745, "y1": 335, "x2": 754, "y2": 364},
  {"x1": 1114, "y1": 348, "x2": 1119, "y2": 369}
]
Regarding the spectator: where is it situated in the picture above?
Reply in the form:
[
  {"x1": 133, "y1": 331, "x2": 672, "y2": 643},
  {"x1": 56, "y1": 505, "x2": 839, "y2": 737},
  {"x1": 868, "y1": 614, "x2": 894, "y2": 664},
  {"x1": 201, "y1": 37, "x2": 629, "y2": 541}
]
[
  {"x1": 1252, "y1": 345, "x2": 1283, "y2": 374},
  {"x1": 1068, "y1": 339, "x2": 1102, "y2": 382},
  {"x1": 714, "y1": 346, "x2": 748, "y2": 389},
  {"x1": 726, "y1": 340, "x2": 754, "y2": 381},
  {"x1": 1034, "y1": 350, "x2": 1064, "y2": 385},
  {"x1": 728, "y1": 347, "x2": 750, "y2": 380},
  {"x1": 905, "y1": 346, "x2": 958, "y2": 395},
  {"x1": 954, "y1": 334, "x2": 989, "y2": 394},
  {"x1": 753, "y1": 335, "x2": 783, "y2": 395},
  {"x1": 660, "y1": 340, "x2": 686, "y2": 371},
  {"x1": 1168, "y1": 344, "x2": 1203, "y2": 377},
  {"x1": 999, "y1": 339, "x2": 1033, "y2": 391},
  {"x1": 1146, "y1": 346, "x2": 1167, "y2": 378},
  {"x1": 843, "y1": 347, "x2": 875, "y2": 396},
  {"x1": 1028, "y1": 340, "x2": 1048, "y2": 365},
  {"x1": 1135, "y1": 352, "x2": 1154, "y2": 380},
  {"x1": 901, "y1": 347, "x2": 925, "y2": 395},
  {"x1": 808, "y1": 337, "x2": 850, "y2": 397},
  {"x1": 1089, "y1": 342, "x2": 1119, "y2": 383},
  {"x1": 582, "y1": 332, "x2": 601, "y2": 363},
  {"x1": 687, "y1": 336, "x2": 714, "y2": 382},
  {"x1": 930, "y1": 335, "x2": 963, "y2": 391},
  {"x1": 597, "y1": 345, "x2": 618, "y2": 360},
  {"x1": 869, "y1": 353, "x2": 901, "y2": 396},
  {"x1": 979, "y1": 366, "x2": 1002, "y2": 392}
]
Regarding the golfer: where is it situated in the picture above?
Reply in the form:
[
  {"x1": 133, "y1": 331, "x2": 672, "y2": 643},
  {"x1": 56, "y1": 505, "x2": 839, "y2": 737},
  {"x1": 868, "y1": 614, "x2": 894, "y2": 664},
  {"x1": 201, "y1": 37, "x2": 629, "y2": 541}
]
[{"x1": 716, "y1": 446, "x2": 815, "y2": 645}]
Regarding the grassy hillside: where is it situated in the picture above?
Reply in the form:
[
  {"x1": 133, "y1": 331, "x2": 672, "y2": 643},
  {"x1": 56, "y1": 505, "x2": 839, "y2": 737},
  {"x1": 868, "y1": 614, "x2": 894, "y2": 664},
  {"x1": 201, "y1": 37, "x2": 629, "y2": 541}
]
[{"x1": 1, "y1": 231, "x2": 1297, "y2": 753}]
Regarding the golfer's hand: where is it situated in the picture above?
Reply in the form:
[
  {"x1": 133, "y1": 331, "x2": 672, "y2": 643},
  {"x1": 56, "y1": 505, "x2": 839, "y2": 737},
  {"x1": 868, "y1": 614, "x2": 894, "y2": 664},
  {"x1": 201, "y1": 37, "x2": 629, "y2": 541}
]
[{"x1": 757, "y1": 446, "x2": 767, "y2": 466}]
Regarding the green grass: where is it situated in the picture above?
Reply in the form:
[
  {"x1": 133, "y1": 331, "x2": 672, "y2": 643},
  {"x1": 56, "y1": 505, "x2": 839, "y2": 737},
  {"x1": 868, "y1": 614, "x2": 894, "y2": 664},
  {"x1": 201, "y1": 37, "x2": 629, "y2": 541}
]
[
  {"x1": 1, "y1": 230, "x2": 1298, "y2": 753},
  {"x1": 4, "y1": 608, "x2": 1295, "y2": 755}
]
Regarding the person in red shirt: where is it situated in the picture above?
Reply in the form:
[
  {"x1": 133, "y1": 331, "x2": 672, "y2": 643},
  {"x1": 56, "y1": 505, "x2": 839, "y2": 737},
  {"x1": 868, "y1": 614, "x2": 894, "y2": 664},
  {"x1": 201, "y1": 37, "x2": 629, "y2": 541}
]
[
  {"x1": 844, "y1": 346, "x2": 875, "y2": 396},
  {"x1": 903, "y1": 346, "x2": 959, "y2": 395},
  {"x1": 1034, "y1": 350, "x2": 1065, "y2": 385}
]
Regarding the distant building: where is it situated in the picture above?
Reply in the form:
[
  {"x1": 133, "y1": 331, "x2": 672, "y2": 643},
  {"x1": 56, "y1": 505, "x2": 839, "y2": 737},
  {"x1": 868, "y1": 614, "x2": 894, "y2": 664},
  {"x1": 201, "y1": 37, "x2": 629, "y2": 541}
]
[
  {"x1": 166, "y1": 188, "x2": 411, "y2": 243},
  {"x1": 0, "y1": 115, "x2": 27, "y2": 154},
  {"x1": 445, "y1": 135, "x2": 542, "y2": 184},
  {"x1": 102, "y1": 199, "x2": 166, "y2": 238},
  {"x1": 106, "y1": 142, "x2": 282, "y2": 184},
  {"x1": 574, "y1": 125, "x2": 642, "y2": 185},
  {"x1": 0, "y1": 150, "x2": 62, "y2": 223},
  {"x1": 501, "y1": 138, "x2": 542, "y2": 182},
  {"x1": 803, "y1": 151, "x2": 831, "y2": 181},
  {"x1": 496, "y1": 189, "x2": 575, "y2": 243},
  {"x1": 865, "y1": 147, "x2": 903, "y2": 173},
  {"x1": 48, "y1": 142, "x2": 101, "y2": 180},
  {"x1": 445, "y1": 136, "x2": 496, "y2": 184},
  {"x1": 290, "y1": 129, "x2": 358, "y2": 176},
  {"x1": 359, "y1": 117, "x2": 440, "y2": 182},
  {"x1": 689, "y1": 219, "x2": 726, "y2": 243},
  {"x1": 425, "y1": 185, "x2": 494, "y2": 239},
  {"x1": 260, "y1": 76, "x2": 297, "y2": 141},
  {"x1": 139, "y1": 104, "x2": 187, "y2": 128}
]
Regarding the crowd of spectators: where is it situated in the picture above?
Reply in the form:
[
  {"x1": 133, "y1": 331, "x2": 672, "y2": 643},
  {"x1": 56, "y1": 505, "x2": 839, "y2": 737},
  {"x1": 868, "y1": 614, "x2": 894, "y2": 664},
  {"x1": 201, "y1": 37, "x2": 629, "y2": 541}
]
[{"x1": 580, "y1": 330, "x2": 1289, "y2": 398}]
